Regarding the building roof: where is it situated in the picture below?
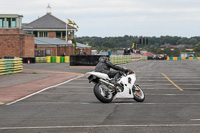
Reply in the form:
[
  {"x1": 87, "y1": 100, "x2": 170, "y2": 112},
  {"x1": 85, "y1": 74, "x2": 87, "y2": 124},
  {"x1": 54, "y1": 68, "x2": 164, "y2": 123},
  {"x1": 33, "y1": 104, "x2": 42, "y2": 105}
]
[
  {"x1": 0, "y1": 14, "x2": 23, "y2": 18},
  {"x1": 35, "y1": 37, "x2": 92, "y2": 49},
  {"x1": 76, "y1": 42, "x2": 92, "y2": 49},
  {"x1": 35, "y1": 37, "x2": 73, "y2": 46},
  {"x1": 24, "y1": 14, "x2": 76, "y2": 29}
]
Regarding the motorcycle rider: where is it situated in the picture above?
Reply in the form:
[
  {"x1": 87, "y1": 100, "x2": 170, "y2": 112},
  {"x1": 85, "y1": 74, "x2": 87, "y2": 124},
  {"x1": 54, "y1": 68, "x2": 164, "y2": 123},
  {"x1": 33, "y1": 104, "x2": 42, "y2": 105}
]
[{"x1": 95, "y1": 56, "x2": 129, "y2": 86}]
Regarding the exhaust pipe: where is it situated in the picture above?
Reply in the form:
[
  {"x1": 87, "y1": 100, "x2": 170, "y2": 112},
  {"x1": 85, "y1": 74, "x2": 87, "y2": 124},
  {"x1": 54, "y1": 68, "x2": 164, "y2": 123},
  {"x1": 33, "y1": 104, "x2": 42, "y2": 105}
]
[{"x1": 99, "y1": 79, "x2": 115, "y2": 88}]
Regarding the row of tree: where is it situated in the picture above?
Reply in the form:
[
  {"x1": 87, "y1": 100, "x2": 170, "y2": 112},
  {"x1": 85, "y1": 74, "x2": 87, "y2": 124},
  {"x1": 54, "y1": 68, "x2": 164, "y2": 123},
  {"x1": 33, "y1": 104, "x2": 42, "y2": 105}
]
[{"x1": 76, "y1": 35, "x2": 200, "y2": 56}]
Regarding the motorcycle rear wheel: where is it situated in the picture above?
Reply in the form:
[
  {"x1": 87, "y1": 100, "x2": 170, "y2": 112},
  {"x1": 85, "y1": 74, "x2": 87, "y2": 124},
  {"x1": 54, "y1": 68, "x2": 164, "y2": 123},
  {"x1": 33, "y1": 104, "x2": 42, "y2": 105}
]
[
  {"x1": 94, "y1": 83, "x2": 114, "y2": 103},
  {"x1": 133, "y1": 85, "x2": 145, "y2": 102}
]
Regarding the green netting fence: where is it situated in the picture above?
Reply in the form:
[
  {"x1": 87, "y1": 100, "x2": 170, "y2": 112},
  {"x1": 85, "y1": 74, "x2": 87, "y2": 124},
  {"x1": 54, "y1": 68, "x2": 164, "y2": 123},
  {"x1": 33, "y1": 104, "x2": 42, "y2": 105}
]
[{"x1": 0, "y1": 58, "x2": 23, "y2": 75}]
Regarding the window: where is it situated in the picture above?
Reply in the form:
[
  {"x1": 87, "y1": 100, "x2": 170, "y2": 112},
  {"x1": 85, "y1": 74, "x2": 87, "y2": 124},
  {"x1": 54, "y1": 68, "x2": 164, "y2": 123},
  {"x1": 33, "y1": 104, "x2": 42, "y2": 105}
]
[
  {"x1": 6, "y1": 18, "x2": 11, "y2": 28},
  {"x1": 62, "y1": 31, "x2": 66, "y2": 38},
  {"x1": 56, "y1": 31, "x2": 61, "y2": 38},
  {"x1": 0, "y1": 18, "x2": 16, "y2": 28},
  {"x1": 0, "y1": 18, "x2": 5, "y2": 28},
  {"x1": 33, "y1": 31, "x2": 38, "y2": 37},
  {"x1": 38, "y1": 31, "x2": 48, "y2": 37},
  {"x1": 12, "y1": 18, "x2": 16, "y2": 28},
  {"x1": 56, "y1": 31, "x2": 66, "y2": 38}
]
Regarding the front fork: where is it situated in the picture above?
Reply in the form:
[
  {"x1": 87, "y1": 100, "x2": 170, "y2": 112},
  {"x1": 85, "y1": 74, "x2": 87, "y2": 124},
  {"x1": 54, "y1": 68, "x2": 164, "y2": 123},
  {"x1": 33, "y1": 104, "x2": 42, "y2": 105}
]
[{"x1": 132, "y1": 84, "x2": 140, "y2": 92}]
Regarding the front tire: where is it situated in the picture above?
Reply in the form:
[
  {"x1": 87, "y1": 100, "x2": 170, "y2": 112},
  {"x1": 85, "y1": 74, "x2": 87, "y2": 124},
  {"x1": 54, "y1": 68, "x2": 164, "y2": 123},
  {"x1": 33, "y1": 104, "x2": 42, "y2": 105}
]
[
  {"x1": 94, "y1": 83, "x2": 114, "y2": 103},
  {"x1": 133, "y1": 85, "x2": 145, "y2": 102}
]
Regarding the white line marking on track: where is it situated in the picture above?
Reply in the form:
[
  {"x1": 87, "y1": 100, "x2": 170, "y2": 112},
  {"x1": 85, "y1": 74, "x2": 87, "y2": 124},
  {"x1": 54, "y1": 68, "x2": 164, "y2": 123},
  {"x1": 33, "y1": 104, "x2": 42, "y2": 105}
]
[
  {"x1": 143, "y1": 88, "x2": 200, "y2": 90},
  {"x1": 6, "y1": 75, "x2": 84, "y2": 106},
  {"x1": 146, "y1": 94, "x2": 200, "y2": 96},
  {"x1": 191, "y1": 119, "x2": 200, "y2": 121},
  {"x1": 1, "y1": 124, "x2": 200, "y2": 130},
  {"x1": 13, "y1": 102, "x2": 200, "y2": 105}
]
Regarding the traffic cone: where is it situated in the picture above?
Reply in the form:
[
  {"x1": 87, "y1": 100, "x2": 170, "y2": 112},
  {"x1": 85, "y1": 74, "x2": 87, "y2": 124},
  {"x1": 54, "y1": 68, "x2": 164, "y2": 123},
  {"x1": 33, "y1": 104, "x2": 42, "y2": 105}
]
[{"x1": 28, "y1": 59, "x2": 30, "y2": 64}]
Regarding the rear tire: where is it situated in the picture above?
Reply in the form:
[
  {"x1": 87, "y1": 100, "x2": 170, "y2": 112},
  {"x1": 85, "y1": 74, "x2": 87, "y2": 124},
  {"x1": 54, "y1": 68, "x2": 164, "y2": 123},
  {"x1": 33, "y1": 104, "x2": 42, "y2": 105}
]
[
  {"x1": 94, "y1": 83, "x2": 114, "y2": 103},
  {"x1": 133, "y1": 85, "x2": 145, "y2": 102}
]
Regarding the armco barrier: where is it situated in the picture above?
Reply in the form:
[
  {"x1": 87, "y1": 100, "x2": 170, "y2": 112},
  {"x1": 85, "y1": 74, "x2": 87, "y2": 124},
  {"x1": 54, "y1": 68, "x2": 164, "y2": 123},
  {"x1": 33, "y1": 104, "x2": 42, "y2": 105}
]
[
  {"x1": 167, "y1": 57, "x2": 200, "y2": 60},
  {"x1": 70, "y1": 55, "x2": 108, "y2": 66},
  {"x1": 0, "y1": 58, "x2": 23, "y2": 75}
]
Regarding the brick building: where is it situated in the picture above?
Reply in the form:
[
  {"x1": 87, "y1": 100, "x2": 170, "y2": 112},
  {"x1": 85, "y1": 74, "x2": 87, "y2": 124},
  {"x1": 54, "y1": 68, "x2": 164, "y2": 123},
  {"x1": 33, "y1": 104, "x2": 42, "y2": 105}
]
[
  {"x1": 23, "y1": 5, "x2": 76, "y2": 41},
  {"x1": 0, "y1": 14, "x2": 34, "y2": 58},
  {"x1": 34, "y1": 38, "x2": 92, "y2": 57},
  {"x1": 0, "y1": 6, "x2": 92, "y2": 58},
  {"x1": 25, "y1": 5, "x2": 92, "y2": 56},
  {"x1": 34, "y1": 38, "x2": 74, "y2": 56}
]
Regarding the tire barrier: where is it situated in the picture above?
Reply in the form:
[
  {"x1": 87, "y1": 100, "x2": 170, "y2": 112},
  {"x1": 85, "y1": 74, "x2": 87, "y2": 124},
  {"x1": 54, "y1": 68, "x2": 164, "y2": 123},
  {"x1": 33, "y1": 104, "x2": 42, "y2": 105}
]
[
  {"x1": 65, "y1": 56, "x2": 70, "y2": 63},
  {"x1": 110, "y1": 55, "x2": 131, "y2": 65},
  {"x1": 35, "y1": 57, "x2": 46, "y2": 63},
  {"x1": 46, "y1": 56, "x2": 51, "y2": 63},
  {"x1": 0, "y1": 58, "x2": 23, "y2": 75},
  {"x1": 141, "y1": 56, "x2": 148, "y2": 60},
  {"x1": 35, "y1": 56, "x2": 70, "y2": 63},
  {"x1": 51, "y1": 56, "x2": 56, "y2": 63},
  {"x1": 56, "y1": 56, "x2": 60, "y2": 63},
  {"x1": 60, "y1": 56, "x2": 65, "y2": 63},
  {"x1": 167, "y1": 57, "x2": 200, "y2": 60}
]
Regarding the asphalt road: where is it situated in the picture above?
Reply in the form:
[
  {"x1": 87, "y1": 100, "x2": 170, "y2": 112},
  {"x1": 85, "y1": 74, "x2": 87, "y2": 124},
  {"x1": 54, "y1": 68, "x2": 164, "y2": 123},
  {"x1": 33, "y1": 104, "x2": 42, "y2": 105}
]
[{"x1": 0, "y1": 61, "x2": 200, "y2": 133}]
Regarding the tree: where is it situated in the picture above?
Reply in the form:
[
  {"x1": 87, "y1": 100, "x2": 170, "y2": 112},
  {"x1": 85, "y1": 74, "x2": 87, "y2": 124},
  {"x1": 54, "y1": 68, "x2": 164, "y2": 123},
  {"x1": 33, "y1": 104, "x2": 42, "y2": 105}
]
[
  {"x1": 193, "y1": 43, "x2": 200, "y2": 52},
  {"x1": 189, "y1": 38, "x2": 198, "y2": 45},
  {"x1": 193, "y1": 43, "x2": 200, "y2": 56},
  {"x1": 176, "y1": 37, "x2": 188, "y2": 45},
  {"x1": 172, "y1": 48, "x2": 180, "y2": 57},
  {"x1": 72, "y1": 39, "x2": 77, "y2": 55}
]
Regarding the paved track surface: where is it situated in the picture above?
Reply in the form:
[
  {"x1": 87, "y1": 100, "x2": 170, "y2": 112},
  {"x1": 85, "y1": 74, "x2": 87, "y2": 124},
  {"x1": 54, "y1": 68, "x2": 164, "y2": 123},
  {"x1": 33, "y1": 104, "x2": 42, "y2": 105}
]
[{"x1": 0, "y1": 61, "x2": 200, "y2": 133}]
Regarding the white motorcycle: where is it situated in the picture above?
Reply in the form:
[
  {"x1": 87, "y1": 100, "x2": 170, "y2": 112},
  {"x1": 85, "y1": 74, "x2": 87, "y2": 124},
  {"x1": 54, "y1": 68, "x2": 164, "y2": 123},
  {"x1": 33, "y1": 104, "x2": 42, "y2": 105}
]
[{"x1": 86, "y1": 70, "x2": 145, "y2": 103}]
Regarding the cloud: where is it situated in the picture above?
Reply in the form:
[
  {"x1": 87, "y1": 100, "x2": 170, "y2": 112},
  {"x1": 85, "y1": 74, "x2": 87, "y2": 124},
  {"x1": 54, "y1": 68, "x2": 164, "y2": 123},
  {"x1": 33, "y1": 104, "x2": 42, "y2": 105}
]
[{"x1": 1, "y1": 0, "x2": 200, "y2": 37}]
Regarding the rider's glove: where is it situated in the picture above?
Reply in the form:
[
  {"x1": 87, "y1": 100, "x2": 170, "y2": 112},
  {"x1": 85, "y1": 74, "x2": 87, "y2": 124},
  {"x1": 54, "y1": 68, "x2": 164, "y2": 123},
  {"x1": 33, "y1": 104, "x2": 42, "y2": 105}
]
[
  {"x1": 124, "y1": 69, "x2": 129, "y2": 73},
  {"x1": 125, "y1": 69, "x2": 134, "y2": 74},
  {"x1": 128, "y1": 69, "x2": 134, "y2": 74}
]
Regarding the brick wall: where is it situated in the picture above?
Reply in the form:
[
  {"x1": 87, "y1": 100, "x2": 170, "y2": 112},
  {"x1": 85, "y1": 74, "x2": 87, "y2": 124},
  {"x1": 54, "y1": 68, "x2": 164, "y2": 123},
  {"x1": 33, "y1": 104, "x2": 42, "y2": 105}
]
[
  {"x1": 22, "y1": 35, "x2": 35, "y2": 57},
  {"x1": 0, "y1": 33, "x2": 35, "y2": 58},
  {"x1": 36, "y1": 46, "x2": 74, "y2": 56},
  {"x1": 36, "y1": 47, "x2": 57, "y2": 56},
  {"x1": 48, "y1": 31, "x2": 56, "y2": 38},
  {"x1": 77, "y1": 48, "x2": 92, "y2": 55},
  {"x1": 0, "y1": 28, "x2": 23, "y2": 34},
  {"x1": 0, "y1": 35, "x2": 21, "y2": 57}
]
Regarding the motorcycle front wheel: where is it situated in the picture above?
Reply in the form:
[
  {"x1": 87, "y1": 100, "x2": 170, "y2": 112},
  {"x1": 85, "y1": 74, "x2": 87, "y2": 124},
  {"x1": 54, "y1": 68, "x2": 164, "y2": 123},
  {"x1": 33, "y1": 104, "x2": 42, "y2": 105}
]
[
  {"x1": 133, "y1": 85, "x2": 145, "y2": 102},
  {"x1": 94, "y1": 83, "x2": 114, "y2": 103}
]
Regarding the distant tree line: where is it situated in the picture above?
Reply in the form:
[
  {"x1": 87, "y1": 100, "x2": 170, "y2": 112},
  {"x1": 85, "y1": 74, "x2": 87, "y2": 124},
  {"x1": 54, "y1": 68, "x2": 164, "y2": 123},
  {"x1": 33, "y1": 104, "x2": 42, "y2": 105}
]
[{"x1": 76, "y1": 35, "x2": 200, "y2": 56}]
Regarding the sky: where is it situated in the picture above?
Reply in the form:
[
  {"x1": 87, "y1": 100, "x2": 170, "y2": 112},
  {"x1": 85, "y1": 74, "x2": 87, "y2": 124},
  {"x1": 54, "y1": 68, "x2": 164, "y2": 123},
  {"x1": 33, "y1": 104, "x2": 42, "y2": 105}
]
[{"x1": 1, "y1": 0, "x2": 200, "y2": 38}]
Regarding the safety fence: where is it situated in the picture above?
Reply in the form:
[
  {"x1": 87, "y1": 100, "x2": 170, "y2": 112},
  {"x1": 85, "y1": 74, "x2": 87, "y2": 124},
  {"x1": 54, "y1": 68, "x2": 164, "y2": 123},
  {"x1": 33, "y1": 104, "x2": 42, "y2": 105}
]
[
  {"x1": 110, "y1": 55, "x2": 132, "y2": 65},
  {"x1": 35, "y1": 55, "x2": 132, "y2": 65},
  {"x1": 167, "y1": 57, "x2": 200, "y2": 60},
  {"x1": 35, "y1": 56, "x2": 70, "y2": 63},
  {"x1": 0, "y1": 58, "x2": 23, "y2": 75}
]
